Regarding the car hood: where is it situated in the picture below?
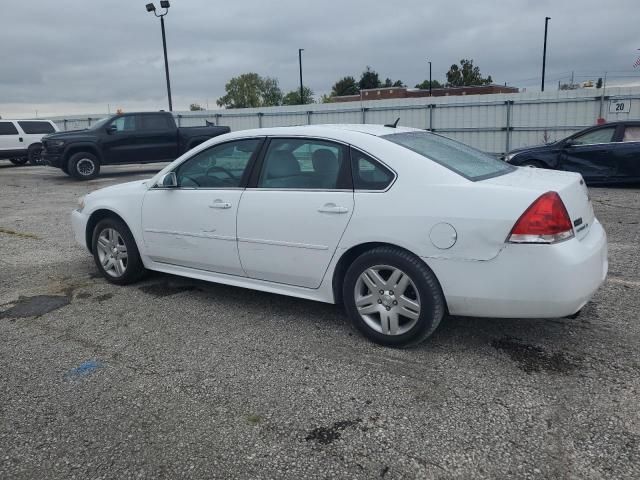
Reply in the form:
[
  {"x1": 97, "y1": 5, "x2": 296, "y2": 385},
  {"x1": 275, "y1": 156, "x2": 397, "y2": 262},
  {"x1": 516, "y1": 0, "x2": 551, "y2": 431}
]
[
  {"x1": 507, "y1": 143, "x2": 556, "y2": 156},
  {"x1": 88, "y1": 180, "x2": 149, "y2": 199},
  {"x1": 43, "y1": 130, "x2": 95, "y2": 141}
]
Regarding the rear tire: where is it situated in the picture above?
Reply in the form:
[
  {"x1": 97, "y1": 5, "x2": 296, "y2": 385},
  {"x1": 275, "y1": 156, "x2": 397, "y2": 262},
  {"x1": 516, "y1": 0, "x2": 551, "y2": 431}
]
[
  {"x1": 10, "y1": 158, "x2": 28, "y2": 166},
  {"x1": 91, "y1": 217, "x2": 146, "y2": 285},
  {"x1": 27, "y1": 143, "x2": 43, "y2": 165},
  {"x1": 69, "y1": 152, "x2": 100, "y2": 180},
  {"x1": 343, "y1": 247, "x2": 445, "y2": 347}
]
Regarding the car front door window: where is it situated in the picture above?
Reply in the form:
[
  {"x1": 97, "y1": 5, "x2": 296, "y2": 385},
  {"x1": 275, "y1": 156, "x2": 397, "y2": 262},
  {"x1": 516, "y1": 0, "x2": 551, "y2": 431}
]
[
  {"x1": 111, "y1": 116, "x2": 137, "y2": 132},
  {"x1": 571, "y1": 127, "x2": 615, "y2": 146},
  {"x1": 176, "y1": 139, "x2": 262, "y2": 189}
]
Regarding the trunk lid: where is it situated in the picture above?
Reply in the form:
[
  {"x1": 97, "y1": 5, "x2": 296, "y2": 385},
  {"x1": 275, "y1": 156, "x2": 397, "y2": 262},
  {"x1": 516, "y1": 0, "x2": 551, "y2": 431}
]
[{"x1": 483, "y1": 167, "x2": 594, "y2": 241}]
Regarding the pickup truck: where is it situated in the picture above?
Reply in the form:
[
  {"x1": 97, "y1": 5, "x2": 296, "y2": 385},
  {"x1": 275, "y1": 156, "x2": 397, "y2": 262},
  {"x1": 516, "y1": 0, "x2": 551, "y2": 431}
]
[{"x1": 41, "y1": 111, "x2": 230, "y2": 179}]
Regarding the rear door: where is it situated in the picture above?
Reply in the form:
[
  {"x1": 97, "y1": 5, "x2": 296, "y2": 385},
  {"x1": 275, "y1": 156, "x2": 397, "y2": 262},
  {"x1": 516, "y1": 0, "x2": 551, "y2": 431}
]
[
  {"x1": 0, "y1": 122, "x2": 21, "y2": 155},
  {"x1": 237, "y1": 137, "x2": 354, "y2": 288},
  {"x1": 559, "y1": 125, "x2": 619, "y2": 181},
  {"x1": 138, "y1": 114, "x2": 178, "y2": 161},
  {"x1": 612, "y1": 124, "x2": 640, "y2": 181},
  {"x1": 17, "y1": 121, "x2": 56, "y2": 147}
]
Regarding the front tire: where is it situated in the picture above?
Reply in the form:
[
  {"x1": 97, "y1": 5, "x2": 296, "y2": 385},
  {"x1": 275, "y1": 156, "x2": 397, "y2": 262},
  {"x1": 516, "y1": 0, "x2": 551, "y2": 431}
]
[
  {"x1": 10, "y1": 158, "x2": 28, "y2": 166},
  {"x1": 92, "y1": 218, "x2": 146, "y2": 285},
  {"x1": 27, "y1": 143, "x2": 43, "y2": 165},
  {"x1": 69, "y1": 152, "x2": 100, "y2": 180},
  {"x1": 343, "y1": 247, "x2": 446, "y2": 347}
]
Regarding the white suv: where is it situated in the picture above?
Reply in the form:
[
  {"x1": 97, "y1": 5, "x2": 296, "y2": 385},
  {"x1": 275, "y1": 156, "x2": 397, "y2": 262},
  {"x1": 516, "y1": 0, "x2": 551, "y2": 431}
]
[{"x1": 0, "y1": 119, "x2": 59, "y2": 165}]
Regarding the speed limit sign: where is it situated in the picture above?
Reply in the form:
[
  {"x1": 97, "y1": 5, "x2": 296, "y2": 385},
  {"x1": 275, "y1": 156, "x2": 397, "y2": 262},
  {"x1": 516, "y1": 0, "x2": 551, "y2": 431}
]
[{"x1": 609, "y1": 99, "x2": 631, "y2": 113}]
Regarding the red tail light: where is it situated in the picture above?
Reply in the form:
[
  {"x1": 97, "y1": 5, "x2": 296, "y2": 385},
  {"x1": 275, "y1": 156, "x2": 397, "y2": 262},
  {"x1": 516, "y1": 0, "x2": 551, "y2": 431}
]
[{"x1": 508, "y1": 191, "x2": 574, "y2": 244}]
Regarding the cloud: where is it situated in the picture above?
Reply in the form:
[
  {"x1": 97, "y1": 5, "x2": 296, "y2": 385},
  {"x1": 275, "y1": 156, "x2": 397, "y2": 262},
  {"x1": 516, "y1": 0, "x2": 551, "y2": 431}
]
[{"x1": 0, "y1": 0, "x2": 638, "y2": 117}]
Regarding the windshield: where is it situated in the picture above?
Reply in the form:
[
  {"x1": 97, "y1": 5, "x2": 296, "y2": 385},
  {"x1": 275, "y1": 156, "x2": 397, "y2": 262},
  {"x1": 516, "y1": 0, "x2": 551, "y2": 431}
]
[
  {"x1": 87, "y1": 117, "x2": 110, "y2": 130},
  {"x1": 382, "y1": 131, "x2": 514, "y2": 181}
]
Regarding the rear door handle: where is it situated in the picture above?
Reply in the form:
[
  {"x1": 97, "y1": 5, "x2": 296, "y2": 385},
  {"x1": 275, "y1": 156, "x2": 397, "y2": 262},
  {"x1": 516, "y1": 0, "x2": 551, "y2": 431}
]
[
  {"x1": 210, "y1": 199, "x2": 232, "y2": 209},
  {"x1": 318, "y1": 203, "x2": 349, "y2": 214}
]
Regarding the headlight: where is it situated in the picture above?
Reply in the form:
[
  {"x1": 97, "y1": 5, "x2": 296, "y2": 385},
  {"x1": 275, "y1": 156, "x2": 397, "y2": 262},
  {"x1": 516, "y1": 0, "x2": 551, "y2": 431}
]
[{"x1": 49, "y1": 140, "x2": 65, "y2": 148}]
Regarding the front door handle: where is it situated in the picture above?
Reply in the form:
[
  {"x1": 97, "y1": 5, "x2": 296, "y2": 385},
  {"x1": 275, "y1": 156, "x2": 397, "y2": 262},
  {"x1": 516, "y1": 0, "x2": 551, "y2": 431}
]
[
  {"x1": 210, "y1": 199, "x2": 232, "y2": 209},
  {"x1": 318, "y1": 203, "x2": 349, "y2": 214}
]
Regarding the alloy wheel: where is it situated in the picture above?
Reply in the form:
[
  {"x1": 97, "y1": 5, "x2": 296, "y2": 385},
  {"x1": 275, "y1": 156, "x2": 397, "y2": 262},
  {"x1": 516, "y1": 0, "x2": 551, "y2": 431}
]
[{"x1": 96, "y1": 228, "x2": 128, "y2": 278}]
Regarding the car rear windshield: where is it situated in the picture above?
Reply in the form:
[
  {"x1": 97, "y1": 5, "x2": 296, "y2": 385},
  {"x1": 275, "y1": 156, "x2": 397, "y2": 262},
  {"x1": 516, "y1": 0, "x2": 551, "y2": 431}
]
[
  {"x1": 382, "y1": 131, "x2": 514, "y2": 181},
  {"x1": 18, "y1": 121, "x2": 55, "y2": 134}
]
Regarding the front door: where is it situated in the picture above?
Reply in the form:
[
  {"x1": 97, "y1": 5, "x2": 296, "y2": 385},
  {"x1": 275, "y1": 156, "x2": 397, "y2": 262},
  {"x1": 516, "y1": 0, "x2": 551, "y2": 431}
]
[
  {"x1": 559, "y1": 125, "x2": 618, "y2": 181},
  {"x1": 613, "y1": 124, "x2": 640, "y2": 181},
  {"x1": 237, "y1": 137, "x2": 354, "y2": 289},
  {"x1": 141, "y1": 138, "x2": 263, "y2": 275},
  {"x1": 103, "y1": 114, "x2": 142, "y2": 164}
]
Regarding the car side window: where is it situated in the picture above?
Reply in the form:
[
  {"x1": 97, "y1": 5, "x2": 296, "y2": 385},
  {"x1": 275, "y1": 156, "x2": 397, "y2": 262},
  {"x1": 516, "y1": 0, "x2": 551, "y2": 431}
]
[
  {"x1": 141, "y1": 115, "x2": 172, "y2": 130},
  {"x1": 351, "y1": 149, "x2": 394, "y2": 190},
  {"x1": 0, "y1": 122, "x2": 19, "y2": 135},
  {"x1": 622, "y1": 126, "x2": 640, "y2": 142},
  {"x1": 257, "y1": 138, "x2": 349, "y2": 189},
  {"x1": 111, "y1": 116, "x2": 137, "y2": 132},
  {"x1": 17, "y1": 121, "x2": 55, "y2": 134},
  {"x1": 175, "y1": 138, "x2": 261, "y2": 189},
  {"x1": 572, "y1": 127, "x2": 616, "y2": 146}
]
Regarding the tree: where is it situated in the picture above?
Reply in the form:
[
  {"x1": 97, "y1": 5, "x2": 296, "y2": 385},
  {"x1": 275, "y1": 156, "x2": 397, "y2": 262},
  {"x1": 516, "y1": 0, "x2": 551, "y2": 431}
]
[
  {"x1": 216, "y1": 73, "x2": 283, "y2": 108},
  {"x1": 415, "y1": 79, "x2": 443, "y2": 89},
  {"x1": 189, "y1": 103, "x2": 205, "y2": 111},
  {"x1": 330, "y1": 76, "x2": 359, "y2": 97},
  {"x1": 446, "y1": 59, "x2": 493, "y2": 87},
  {"x1": 282, "y1": 87, "x2": 315, "y2": 105},
  {"x1": 320, "y1": 94, "x2": 334, "y2": 104},
  {"x1": 359, "y1": 66, "x2": 382, "y2": 90},
  {"x1": 596, "y1": 77, "x2": 603, "y2": 89},
  {"x1": 383, "y1": 78, "x2": 405, "y2": 88}
]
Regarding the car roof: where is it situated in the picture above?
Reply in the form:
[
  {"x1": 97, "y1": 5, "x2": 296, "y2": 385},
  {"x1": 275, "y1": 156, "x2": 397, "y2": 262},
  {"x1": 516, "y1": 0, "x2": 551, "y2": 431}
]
[{"x1": 223, "y1": 124, "x2": 422, "y2": 139}]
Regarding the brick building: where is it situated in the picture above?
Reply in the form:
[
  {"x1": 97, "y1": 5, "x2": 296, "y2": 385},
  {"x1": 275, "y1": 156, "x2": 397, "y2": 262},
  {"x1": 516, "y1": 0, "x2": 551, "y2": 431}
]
[{"x1": 332, "y1": 85, "x2": 519, "y2": 102}]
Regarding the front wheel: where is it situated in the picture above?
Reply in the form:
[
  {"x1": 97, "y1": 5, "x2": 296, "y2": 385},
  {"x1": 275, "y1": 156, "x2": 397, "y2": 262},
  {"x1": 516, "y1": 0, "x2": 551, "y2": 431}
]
[
  {"x1": 92, "y1": 218, "x2": 146, "y2": 285},
  {"x1": 27, "y1": 144, "x2": 43, "y2": 165},
  {"x1": 343, "y1": 247, "x2": 446, "y2": 347},
  {"x1": 69, "y1": 152, "x2": 100, "y2": 180}
]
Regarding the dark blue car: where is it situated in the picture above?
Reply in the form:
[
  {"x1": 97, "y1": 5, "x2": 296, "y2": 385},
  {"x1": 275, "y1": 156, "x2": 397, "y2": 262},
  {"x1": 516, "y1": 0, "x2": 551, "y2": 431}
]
[{"x1": 505, "y1": 121, "x2": 640, "y2": 184}]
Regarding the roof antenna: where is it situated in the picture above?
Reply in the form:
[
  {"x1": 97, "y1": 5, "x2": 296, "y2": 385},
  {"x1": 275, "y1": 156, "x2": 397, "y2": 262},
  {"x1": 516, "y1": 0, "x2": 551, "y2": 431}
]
[{"x1": 384, "y1": 117, "x2": 400, "y2": 128}]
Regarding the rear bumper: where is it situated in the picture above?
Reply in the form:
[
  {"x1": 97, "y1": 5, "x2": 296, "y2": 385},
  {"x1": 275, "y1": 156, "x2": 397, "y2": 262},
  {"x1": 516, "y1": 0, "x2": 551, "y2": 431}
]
[
  {"x1": 427, "y1": 219, "x2": 608, "y2": 318},
  {"x1": 71, "y1": 209, "x2": 90, "y2": 251}
]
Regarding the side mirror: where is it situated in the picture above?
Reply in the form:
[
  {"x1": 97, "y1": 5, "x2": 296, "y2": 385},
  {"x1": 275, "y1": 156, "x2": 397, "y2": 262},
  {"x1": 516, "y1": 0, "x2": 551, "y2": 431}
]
[
  {"x1": 159, "y1": 172, "x2": 177, "y2": 188},
  {"x1": 106, "y1": 125, "x2": 117, "y2": 134},
  {"x1": 564, "y1": 139, "x2": 577, "y2": 148}
]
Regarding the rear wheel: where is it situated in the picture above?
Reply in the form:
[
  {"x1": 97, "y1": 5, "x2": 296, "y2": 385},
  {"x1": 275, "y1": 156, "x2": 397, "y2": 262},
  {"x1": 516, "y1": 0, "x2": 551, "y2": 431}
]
[
  {"x1": 69, "y1": 152, "x2": 100, "y2": 180},
  {"x1": 10, "y1": 158, "x2": 28, "y2": 166},
  {"x1": 27, "y1": 143, "x2": 43, "y2": 165},
  {"x1": 92, "y1": 217, "x2": 146, "y2": 285},
  {"x1": 343, "y1": 247, "x2": 445, "y2": 347}
]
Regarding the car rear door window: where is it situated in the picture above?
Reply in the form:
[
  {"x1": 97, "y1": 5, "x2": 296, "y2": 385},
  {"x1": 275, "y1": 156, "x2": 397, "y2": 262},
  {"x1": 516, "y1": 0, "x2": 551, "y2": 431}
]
[
  {"x1": 351, "y1": 149, "x2": 394, "y2": 190},
  {"x1": 257, "y1": 138, "x2": 350, "y2": 189},
  {"x1": 17, "y1": 121, "x2": 55, "y2": 134},
  {"x1": 141, "y1": 114, "x2": 172, "y2": 130},
  {"x1": 572, "y1": 127, "x2": 616, "y2": 145},
  {"x1": 0, "y1": 122, "x2": 19, "y2": 135},
  {"x1": 622, "y1": 126, "x2": 640, "y2": 142},
  {"x1": 176, "y1": 138, "x2": 261, "y2": 188}
]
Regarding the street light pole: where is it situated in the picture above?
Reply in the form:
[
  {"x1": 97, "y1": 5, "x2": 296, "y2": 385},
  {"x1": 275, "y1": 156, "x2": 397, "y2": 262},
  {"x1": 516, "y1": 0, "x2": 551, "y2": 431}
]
[
  {"x1": 541, "y1": 16, "x2": 550, "y2": 92},
  {"x1": 298, "y1": 48, "x2": 304, "y2": 104},
  {"x1": 428, "y1": 60, "x2": 432, "y2": 96},
  {"x1": 147, "y1": 2, "x2": 173, "y2": 111}
]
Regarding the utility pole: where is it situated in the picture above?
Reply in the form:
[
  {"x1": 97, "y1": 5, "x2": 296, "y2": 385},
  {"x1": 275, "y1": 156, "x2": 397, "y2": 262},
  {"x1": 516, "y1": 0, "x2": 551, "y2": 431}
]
[
  {"x1": 541, "y1": 16, "x2": 550, "y2": 92},
  {"x1": 146, "y1": 2, "x2": 173, "y2": 111},
  {"x1": 428, "y1": 60, "x2": 432, "y2": 96},
  {"x1": 298, "y1": 48, "x2": 304, "y2": 104}
]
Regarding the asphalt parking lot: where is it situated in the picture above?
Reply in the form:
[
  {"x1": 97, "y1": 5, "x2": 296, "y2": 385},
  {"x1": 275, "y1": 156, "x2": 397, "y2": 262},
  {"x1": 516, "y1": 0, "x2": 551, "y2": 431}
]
[{"x1": 0, "y1": 161, "x2": 639, "y2": 479}]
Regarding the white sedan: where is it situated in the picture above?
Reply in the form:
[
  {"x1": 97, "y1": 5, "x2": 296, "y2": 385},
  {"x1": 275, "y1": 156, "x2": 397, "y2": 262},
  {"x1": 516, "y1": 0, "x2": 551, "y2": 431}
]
[{"x1": 71, "y1": 124, "x2": 608, "y2": 347}]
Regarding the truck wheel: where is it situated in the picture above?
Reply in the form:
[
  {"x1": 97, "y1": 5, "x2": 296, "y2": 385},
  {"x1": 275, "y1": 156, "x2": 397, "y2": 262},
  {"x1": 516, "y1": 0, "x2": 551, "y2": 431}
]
[
  {"x1": 10, "y1": 158, "x2": 28, "y2": 166},
  {"x1": 27, "y1": 144, "x2": 43, "y2": 165},
  {"x1": 69, "y1": 152, "x2": 100, "y2": 180}
]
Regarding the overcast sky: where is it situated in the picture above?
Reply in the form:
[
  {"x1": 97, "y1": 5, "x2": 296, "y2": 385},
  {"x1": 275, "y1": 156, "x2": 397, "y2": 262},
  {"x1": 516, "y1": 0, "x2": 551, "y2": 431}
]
[{"x1": 1, "y1": 0, "x2": 638, "y2": 118}]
